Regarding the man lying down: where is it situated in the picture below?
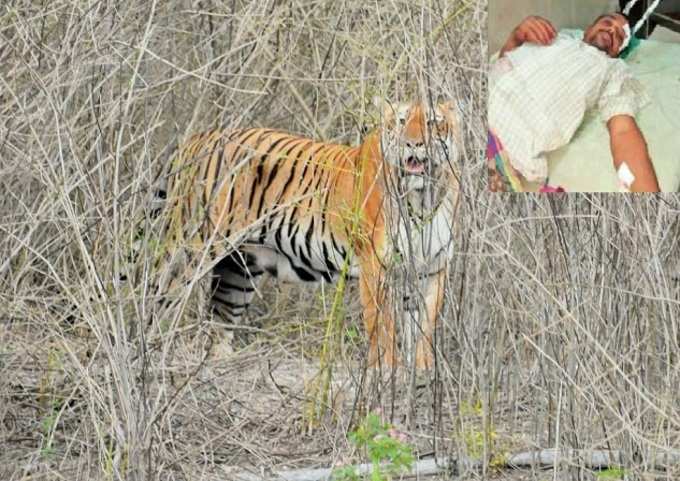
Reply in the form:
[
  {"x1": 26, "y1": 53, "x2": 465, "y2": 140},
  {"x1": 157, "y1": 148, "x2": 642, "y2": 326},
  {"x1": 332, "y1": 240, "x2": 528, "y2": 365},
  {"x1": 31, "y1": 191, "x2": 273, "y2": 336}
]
[{"x1": 488, "y1": 12, "x2": 661, "y2": 192}]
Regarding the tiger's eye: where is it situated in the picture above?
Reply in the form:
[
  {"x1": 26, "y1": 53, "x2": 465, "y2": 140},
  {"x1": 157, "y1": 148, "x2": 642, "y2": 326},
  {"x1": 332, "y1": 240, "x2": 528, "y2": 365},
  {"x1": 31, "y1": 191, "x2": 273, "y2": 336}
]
[{"x1": 427, "y1": 118, "x2": 446, "y2": 134}]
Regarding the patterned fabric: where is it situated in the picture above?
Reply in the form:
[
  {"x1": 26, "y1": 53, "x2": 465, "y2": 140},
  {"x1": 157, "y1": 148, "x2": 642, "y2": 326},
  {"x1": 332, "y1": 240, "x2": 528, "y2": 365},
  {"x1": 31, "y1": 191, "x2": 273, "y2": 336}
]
[
  {"x1": 538, "y1": 185, "x2": 566, "y2": 193},
  {"x1": 487, "y1": 130, "x2": 523, "y2": 192},
  {"x1": 487, "y1": 130, "x2": 567, "y2": 193},
  {"x1": 488, "y1": 31, "x2": 650, "y2": 183}
]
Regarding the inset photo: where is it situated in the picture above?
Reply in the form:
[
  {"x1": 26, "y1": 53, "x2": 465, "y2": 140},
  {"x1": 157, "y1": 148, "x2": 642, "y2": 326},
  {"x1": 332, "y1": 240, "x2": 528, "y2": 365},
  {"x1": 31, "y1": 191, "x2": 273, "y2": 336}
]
[{"x1": 487, "y1": 0, "x2": 680, "y2": 192}]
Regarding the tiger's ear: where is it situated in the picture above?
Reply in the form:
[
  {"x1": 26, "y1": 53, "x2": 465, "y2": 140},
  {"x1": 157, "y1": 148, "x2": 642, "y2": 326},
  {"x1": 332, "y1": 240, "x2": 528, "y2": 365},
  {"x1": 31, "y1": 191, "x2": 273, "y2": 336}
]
[
  {"x1": 438, "y1": 100, "x2": 463, "y2": 122},
  {"x1": 437, "y1": 99, "x2": 454, "y2": 114},
  {"x1": 372, "y1": 96, "x2": 396, "y2": 122},
  {"x1": 438, "y1": 100, "x2": 463, "y2": 141},
  {"x1": 442, "y1": 99, "x2": 467, "y2": 118}
]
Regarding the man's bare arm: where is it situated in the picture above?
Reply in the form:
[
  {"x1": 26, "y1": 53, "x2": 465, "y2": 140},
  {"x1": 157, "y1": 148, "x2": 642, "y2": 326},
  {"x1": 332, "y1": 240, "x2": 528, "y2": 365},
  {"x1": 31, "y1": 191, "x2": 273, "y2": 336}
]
[
  {"x1": 500, "y1": 16, "x2": 557, "y2": 57},
  {"x1": 607, "y1": 115, "x2": 660, "y2": 192}
]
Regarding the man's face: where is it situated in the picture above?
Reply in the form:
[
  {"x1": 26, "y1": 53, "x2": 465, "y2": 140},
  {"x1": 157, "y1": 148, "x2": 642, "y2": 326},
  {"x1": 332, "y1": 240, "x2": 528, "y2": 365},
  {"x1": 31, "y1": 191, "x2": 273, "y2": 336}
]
[{"x1": 583, "y1": 13, "x2": 629, "y2": 57}]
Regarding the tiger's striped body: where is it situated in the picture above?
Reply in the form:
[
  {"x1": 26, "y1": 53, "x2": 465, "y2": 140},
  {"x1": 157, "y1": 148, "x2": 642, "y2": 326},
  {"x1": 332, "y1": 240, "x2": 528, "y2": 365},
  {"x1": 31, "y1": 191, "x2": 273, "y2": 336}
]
[{"x1": 161, "y1": 100, "x2": 461, "y2": 368}]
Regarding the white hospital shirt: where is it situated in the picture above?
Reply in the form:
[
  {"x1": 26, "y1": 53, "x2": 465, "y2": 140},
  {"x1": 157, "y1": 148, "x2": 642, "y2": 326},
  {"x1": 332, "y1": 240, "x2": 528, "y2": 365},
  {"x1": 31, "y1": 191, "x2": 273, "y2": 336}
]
[{"x1": 488, "y1": 32, "x2": 649, "y2": 182}]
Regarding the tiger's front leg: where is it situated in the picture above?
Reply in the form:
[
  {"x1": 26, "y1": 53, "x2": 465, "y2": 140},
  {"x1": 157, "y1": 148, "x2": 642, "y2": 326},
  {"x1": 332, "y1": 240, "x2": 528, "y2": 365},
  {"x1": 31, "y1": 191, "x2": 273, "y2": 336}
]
[
  {"x1": 414, "y1": 269, "x2": 447, "y2": 370},
  {"x1": 359, "y1": 254, "x2": 398, "y2": 368}
]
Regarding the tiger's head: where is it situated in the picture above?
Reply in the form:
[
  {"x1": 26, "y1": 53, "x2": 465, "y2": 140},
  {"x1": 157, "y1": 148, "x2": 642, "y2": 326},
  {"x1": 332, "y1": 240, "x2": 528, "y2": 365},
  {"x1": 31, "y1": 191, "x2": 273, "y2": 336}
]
[{"x1": 377, "y1": 99, "x2": 462, "y2": 191}]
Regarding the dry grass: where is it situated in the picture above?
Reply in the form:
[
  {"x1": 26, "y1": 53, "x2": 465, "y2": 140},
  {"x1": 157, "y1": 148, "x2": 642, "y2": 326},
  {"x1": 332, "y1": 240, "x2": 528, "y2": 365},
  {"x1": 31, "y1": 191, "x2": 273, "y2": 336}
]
[{"x1": 2, "y1": 1, "x2": 680, "y2": 481}]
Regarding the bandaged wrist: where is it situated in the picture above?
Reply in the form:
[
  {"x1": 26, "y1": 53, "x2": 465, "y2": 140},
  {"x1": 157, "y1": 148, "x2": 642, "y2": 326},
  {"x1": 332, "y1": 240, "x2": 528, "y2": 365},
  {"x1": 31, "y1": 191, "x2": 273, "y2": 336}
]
[{"x1": 617, "y1": 162, "x2": 635, "y2": 192}]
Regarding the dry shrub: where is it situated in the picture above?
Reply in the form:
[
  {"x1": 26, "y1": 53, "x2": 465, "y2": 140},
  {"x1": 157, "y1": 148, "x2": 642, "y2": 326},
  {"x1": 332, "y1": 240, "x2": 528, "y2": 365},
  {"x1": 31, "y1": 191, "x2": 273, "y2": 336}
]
[
  {"x1": 4, "y1": 1, "x2": 678, "y2": 481},
  {"x1": 1, "y1": 0, "x2": 486, "y2": 479}
]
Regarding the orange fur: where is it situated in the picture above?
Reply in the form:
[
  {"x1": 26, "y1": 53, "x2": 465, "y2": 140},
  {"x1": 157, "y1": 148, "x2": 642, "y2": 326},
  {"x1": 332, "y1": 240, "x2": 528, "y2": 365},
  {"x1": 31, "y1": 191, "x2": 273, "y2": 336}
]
[{"x1": 161, "y1": 100, "x2": 461, "y2": 368}]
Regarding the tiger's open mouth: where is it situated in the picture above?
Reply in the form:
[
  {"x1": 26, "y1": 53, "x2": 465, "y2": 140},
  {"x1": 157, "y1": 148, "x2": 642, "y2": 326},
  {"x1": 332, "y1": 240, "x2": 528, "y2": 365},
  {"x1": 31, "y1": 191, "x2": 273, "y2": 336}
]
[{"x1": 404, "y1": 156, "x2": 426, "y2": 175}]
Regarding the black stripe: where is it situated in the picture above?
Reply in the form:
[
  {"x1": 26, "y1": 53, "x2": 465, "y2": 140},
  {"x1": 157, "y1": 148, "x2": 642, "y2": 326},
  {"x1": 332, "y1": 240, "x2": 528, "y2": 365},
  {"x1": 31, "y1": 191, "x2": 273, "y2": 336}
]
[
  {"x1": 255, "y1": 161, "x2": 279, "y2": 220},
  {"x1": 203, "y1": 137, "x2": 223, "y2": 195},
  {"x1": 213, "y1": 299, "x2": 247, "y2": 310},
  {"x1": 294, "y1": 226, "x2": 315, "y2": 275},
  {"x1": 288, "y1": 222, "x2": 301, "y2": 254},
  {"x1": 216, "y1": 281, "x2": 255, "y2": 293},
  {"x1": 318, "y1": 172, "x2": 335, "y2": 240},
  {"x1": 321, "y1": 242, "x2": 338, "y2": 280},
  {"x1": 301, "y1": 217, "x2": 315, "y2": 262},
  {"x1": 209, "y1": 129, "x2": 240, "y2": 185},
  {"x1": 288, "y1": 259, "x2": 317, "y2": 282},
  {"x1": 281, "y1": 142, "x2": 324, "y2": 228},
  {"x1": 318, "y1": 163, "x2": 338, "y2": 238},
  {"x1": 249, "y1": 162, "x2": 265, "y2": 207},
  {"x1": 311, "y1": 168, "x2": 327, "y2": 195},
  {"x1": 215, "y1": 252, "x2": 258, "y2": 276},
  {"x1": 283, "y1": 145, "x2": 323, "y2": 225},
  {"x1": 294, "y1": 171, "x2": 327, "y2": 242},
  {"x1": 232, "y1": 129, "x2": 267, "y2": 175},
  {"x1": 319, "y1": 206, "x2": 327, "y2": 238},
  {"x1": 297, "y1": 142, "x2": 326, "y2": 182},
  {"x1": 274, "y1": 223, "x2": 285, "y2": 253},
  {"x1": 274, "y1": 247, "x2": 318, "y2": 282},
  {"x1": 298, "y1": 148, "x2": 313, "y2": 179},
  {"x1": 320, "y1": 269, "x2": 333, "y2": 283},
  {"x1": 254, "y1": 138, "x2": 301, "y2": 238},
  {"x1": 249, "y1": 137, "x2": 297, "y2": 213},
  {"x1": 233, "y1": 128, "x2": 267, "y2": 158},
  {"x1": 213, "y1": 129, "x2": 270, "y2": 198},
  {"x1": 265, "y1": 226, "x2": 318, "y2": 282},
  {"x1": 277, "y1": 140, "x2": 314, "y2": 201},
  {"x1": 257, "y1": 141, "x2": 308, "y2": 244},
  {"x1": 330, "y1": 233, "x2": 348, "y2": 263},
  {"x1": 247, "y1": 136, "x2": 282, "y2": 207},
  {"x1": 294, "y1": 147, "x2": 326, "y2": 215},
  {"x1": 288, "y1": 205, "x2": 300, "y2": 230}
]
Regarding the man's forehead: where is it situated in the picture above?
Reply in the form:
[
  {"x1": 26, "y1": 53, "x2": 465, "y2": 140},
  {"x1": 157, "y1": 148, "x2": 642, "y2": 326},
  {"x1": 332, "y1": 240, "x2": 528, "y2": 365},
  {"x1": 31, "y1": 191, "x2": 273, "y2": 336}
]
[{"x1": 598, "y1": 13, "x2": 628, "y2": 25}]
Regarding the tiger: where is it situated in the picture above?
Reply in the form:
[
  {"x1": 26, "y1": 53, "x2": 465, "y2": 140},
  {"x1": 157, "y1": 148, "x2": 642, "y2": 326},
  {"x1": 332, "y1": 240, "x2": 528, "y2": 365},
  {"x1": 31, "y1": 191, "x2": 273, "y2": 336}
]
[{"x1": 156, "y1": 99, "x2": 462, "y2": 369}]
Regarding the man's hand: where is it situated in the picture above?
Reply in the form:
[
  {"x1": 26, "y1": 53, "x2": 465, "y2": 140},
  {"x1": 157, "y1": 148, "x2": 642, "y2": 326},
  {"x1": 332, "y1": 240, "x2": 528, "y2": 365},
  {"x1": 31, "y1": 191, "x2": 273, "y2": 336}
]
[
  {"x1": 500, "y1": 16, "x2": 557, "y2": 57},
  {"x1": 607, "y1": 115, "x2": 660, "y2": 192}
]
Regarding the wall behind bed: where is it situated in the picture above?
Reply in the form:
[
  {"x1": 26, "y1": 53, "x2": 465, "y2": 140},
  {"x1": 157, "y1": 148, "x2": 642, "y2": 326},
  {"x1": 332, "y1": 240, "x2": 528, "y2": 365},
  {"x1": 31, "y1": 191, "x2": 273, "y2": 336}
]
[{"x1": 489, "y1": 0, "x2": 615, "y2": 54}]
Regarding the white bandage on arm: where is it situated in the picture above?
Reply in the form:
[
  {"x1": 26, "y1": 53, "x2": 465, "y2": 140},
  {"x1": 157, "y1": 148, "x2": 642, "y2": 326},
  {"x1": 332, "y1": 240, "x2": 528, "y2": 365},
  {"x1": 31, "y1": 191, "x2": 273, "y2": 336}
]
[{"x1": 617, "y1": 162, "x2": 636, "y2": 192}]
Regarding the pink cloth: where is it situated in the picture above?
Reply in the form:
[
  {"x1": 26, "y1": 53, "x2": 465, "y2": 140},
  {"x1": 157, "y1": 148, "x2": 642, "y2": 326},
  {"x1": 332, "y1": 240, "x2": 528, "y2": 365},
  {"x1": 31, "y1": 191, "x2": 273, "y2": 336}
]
[{"x1": 539, "y1": 185, "x2": 566, "y2": 193}]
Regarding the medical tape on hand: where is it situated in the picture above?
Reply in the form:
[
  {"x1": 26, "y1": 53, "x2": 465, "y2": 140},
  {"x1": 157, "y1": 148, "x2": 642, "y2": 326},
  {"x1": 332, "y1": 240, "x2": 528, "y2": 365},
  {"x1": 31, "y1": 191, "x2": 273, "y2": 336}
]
[{"x1": 617, "y1": 162, "x2": 636, "y2": 192}]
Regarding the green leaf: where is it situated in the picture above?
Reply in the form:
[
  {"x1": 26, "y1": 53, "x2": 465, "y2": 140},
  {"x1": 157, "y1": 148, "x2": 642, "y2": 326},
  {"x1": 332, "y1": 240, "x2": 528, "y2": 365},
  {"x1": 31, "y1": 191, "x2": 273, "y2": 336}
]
[
  {"x1": 331, "y1": 466, "x2": 360, "y2": 481},
  {"x1": 596, "y1": 468, "x2": 626, "y2": 480}
]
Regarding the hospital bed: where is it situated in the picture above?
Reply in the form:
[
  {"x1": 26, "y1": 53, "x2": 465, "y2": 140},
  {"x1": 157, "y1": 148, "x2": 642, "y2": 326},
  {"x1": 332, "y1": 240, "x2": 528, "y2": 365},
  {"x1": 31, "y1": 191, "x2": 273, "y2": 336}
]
[
  {"x1": 650, "y1": 12, "x2": 680, "y2": 34},
  {"x1": 546, "y1": 32, "x2": 680, "y2": 192},
  {"x1": 621, "y1": 0, "x2": 680, "y2": 36}
]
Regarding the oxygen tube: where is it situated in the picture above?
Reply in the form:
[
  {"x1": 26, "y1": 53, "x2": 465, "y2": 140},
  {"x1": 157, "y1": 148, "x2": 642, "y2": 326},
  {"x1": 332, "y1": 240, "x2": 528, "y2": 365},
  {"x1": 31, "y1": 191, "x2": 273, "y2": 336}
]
[{"x1": 626, "y1": 0, "x2": 663, "y2": 35}]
